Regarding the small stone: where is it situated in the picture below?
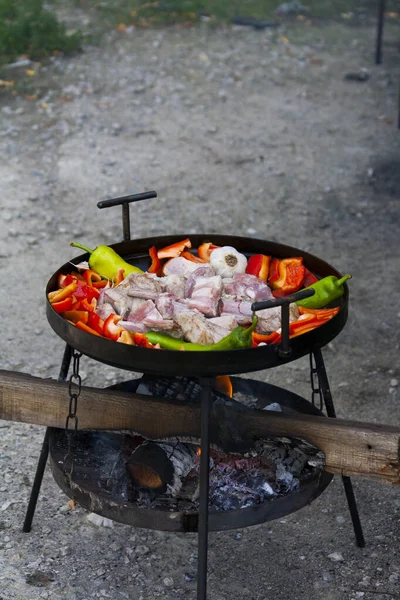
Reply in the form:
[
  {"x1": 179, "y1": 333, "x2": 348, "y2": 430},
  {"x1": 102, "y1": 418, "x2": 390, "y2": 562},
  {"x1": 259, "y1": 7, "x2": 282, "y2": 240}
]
[
  {"x1": 135, "y1": 545, "x2": 150, "y2": 555},
  {"x1": 389, "y1": 573, "x2": 399, "y2": 583},
  {"x1": 344, "y1": 69, "x2": 370, "y2": 82},
  {"x1": 184, "y1": 573, "x2": 195, "y2": 582},
  {"x1": 235, "y1": 533, "x2": 242, "y2": 540},
  {"x1": 336, "y1": 515, "x2": 345, "y2": 524},
  {"x1": 26, "y1": 571, "x2": 55, "y2": 587},
  {"x1": 163, "y1": 577, "x2": 174, "y2": 587},
  {"x1": 328, "y1": 552, "x2": 344, "y2": 562},
  {"x1": 390, "y1": 378, "x2": 398, "y2": 387}
]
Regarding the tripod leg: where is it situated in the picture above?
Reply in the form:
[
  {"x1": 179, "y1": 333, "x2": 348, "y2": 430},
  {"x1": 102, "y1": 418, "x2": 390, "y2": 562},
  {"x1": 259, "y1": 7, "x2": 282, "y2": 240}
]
[
  {"x1": 197, "y1": 379, "x2": 213, "y2": 600},
  {"x1": 22, "y1": 344, "x2": 72, "y2": 532},
  {"x1": 312, "y1": 349, "x2": 366, "y2": 548}
]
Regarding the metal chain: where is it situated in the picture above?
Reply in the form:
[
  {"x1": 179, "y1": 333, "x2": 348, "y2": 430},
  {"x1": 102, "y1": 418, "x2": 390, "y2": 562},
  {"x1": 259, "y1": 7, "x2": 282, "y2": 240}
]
[
  {"x1": 309, "y1": 352, "x2": 323, "y2": 412},
  {"x1": 64, "y1": 349, "x2": 82, "y2": 480}
]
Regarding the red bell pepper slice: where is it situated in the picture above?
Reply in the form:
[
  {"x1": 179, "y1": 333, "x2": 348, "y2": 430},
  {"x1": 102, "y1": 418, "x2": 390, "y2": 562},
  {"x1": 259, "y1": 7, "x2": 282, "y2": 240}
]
[
  {"x1": 117, "y1": 330, "x2": 135, "y2": 345},
  {"x1": 157, "y1": 238, "x2": 191, "y2": 259},
  {"x1": 246, "y1": 254, "x2": 271, "y2": 282},
  {"x1": 63, "y1": 310, "x2": 89, "y2": 324},
  {"x1": 83, "y1": 269, "x2": 103, "y2": 287},
  {"x1": 181, "y1": 250, "x2": 206, "y2": 264},
  {"x1": 75, "y1": 321, "x2": 103, "y2": 336},
  {"x1": 52, "y1": 296, "x2": 74, "y2": 313},
  {"x1": 252, "y1": 331, "x2": 281, "y2": 346},
  {"x1": 133, "y1": 332, "x2": 157, "y2": 348},
  {"x1": 197, "y1": 242, "x2": 220, "y2": 262},
  {"x1": 75, "y1": 297, "x2": 97, "y2": 312},
  {"x1": 268, "y1": 257, "x2": 305, "y2": 293},
  {"x1": 74, "y1": 281, "x2": 100, "y2": 302},
  {"x1": 92, "y1": 279, "x2": 109, "y2": 289},
  {"x1": 88, "y1": 312, "x2": 105, "y2": 335},
  {"x1": 103, "y1": 314, "x2": 124, "y2": 341},
  {"x1": 302, "y1": 268, "x2": 318, "y2": 287},
  {"x1": 148, "y1": 246, "x2": 162, "y2": 275},
  {"x1": 298, "y1": 306, "x2": 340, "y2": 318}
]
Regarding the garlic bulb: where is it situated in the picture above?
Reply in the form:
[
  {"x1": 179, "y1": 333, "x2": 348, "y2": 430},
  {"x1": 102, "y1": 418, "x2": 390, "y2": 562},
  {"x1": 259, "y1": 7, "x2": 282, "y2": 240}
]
[{"x1": 209, "y1": 246, "x2": 247, "y2": 278}]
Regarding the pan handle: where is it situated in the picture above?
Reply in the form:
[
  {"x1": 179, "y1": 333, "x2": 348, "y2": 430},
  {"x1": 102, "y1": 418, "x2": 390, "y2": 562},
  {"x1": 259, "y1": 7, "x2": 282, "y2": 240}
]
[
  {"x1": 251, "y1": 288, "x2": 315, "y2": 358},
  {"x1": 97, "y1": 191, "x2": 158, "y2": 241},
  {"x1": 251, "y1": 288, "x2": 315, "y2": 312}
]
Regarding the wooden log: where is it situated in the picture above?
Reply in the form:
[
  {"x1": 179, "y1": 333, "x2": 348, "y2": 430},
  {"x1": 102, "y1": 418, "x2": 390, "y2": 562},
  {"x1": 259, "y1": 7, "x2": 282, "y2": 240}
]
[
  {"x1": 127, "y1": 441, "x2": 197, "y2": 495},
  {"x1": 0, "y1": 369, "x2": 399, "y2": 484}
]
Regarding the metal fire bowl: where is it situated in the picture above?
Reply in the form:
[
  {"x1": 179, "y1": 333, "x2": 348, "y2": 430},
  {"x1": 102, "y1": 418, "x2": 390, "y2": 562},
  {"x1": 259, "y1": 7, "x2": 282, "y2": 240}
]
[
  {"x1": 49, "y1": 377, "x2": 333, "y2": 533},
  {"x1": 46, "y1": 234, "x2": 348, "y2": 377}
]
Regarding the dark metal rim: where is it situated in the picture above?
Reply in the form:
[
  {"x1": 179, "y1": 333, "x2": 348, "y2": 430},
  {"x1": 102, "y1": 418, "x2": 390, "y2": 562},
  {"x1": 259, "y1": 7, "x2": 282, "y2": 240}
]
[{"x1": 46, "y1": 234, "x2": 348, "y2": 376}]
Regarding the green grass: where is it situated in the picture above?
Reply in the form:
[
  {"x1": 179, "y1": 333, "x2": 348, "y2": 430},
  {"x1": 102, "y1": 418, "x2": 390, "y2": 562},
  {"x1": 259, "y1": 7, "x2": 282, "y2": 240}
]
[
  {"x1": 0, "y1": 0, "x2": 81, "y2": 63},
  {"x1": 88, "y1": 0, "x2": 378, "y2": 28}
]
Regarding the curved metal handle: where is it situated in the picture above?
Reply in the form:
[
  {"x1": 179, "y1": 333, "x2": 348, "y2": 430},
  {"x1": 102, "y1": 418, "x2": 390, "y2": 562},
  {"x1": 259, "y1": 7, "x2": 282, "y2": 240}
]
[{"x1": 97, "y1": 191, "x2": 157, "y2": 241}]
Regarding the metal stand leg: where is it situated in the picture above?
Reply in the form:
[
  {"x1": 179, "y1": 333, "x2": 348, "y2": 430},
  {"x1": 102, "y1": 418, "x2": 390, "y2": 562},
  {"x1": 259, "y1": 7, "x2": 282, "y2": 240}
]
[
  {"x1": 22, "y1": 344, "x2": 73, "y2": 533},
  {"x1": 376, "y1": 0, "x2": 385, "y2": 64},
  {"x1": 197, "y1": 379, "x2": 213, "y2": 600},
  {"x1": 312, "y1": 349, "x2": 365, "y2": 548}
]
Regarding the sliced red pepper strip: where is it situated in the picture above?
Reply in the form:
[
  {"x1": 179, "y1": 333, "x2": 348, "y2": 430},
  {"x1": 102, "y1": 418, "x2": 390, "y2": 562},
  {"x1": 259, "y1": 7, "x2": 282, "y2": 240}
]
[
  {"x1": 92, "y1": 279, "x2": 109, "y2": 289},
  {"x1": 298, "y1": 306, "x2": 340, "y2": 318},
  {"x1": 197, "y1": 242, "x2": 220, "y2": 262},
  {"x1": 52, "y1": 297, "x2": 74, "y2": 313},
  {"x1": 268, "y1": 257, "x2": 305, "y2": 293},
  {"x1": 88, "y1": 312, "x2": 105, "y2": 335},
  {"x1": 302, "y1": 268, "x2": 319, "y2": 287},
  {"x1": 148, "y1": 246, "x2": 162, "y2": 275},
  {"x1": 252, "y1": 331, "x2": 281, "y2": 345},
  {"x1": 75, "y1": 320, "x2": 103, "y2": 336},
  {"x1": 289, "y1": 314, "x2": 330, "y2": 337},
  {"x1": 117, "y1": 330, "x2": 135, "y2": 345},
  {"x1": 75, "y1": 297, "x2": 97, "y2": 312},
  {"x1": 48, "y1": 282, "x2": 78, "y2": 303},
  {"x1": 103, "y1": 314, "x2": 124, "y2": 341},
  {"x1": 246, "y1": 254, "x2": 271, "y2": 282},
  {"x1": 83, "y1": 269, "x2": 103, "y2": 287},
  {"x1": 133, "y1": 332, "x2": 157, "y2": 348},
  {"x1": 63, "y1": 310, "x2": 89, "y2": 323},
  {"x1": 181, "y1": 250, "x2": 206, "y2": 264},
  {"x1": 157, "y1": 238, "x2": 191, "y2": 259}
]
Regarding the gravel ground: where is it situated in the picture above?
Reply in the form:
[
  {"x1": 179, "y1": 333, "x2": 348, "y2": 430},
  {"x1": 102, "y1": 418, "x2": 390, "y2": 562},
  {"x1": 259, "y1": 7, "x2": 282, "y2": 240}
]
[{"x1": 1, "y1": 14, "x2": 400, "y2": 600}]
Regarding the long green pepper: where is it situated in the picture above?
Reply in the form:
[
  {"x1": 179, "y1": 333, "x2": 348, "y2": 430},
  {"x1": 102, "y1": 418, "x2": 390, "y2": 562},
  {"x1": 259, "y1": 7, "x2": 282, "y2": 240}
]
[
  {"x1": 296, "y1": 274, "x2": 352, "y2": 309},
  {"x1": 144, "y1": 316, "x2": 258, "y2": 351}
]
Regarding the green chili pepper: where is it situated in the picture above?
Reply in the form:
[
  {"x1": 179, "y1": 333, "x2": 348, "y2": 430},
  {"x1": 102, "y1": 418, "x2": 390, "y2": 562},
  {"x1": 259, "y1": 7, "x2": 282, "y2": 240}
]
[
  {"x1": 144, "y1": 316, "x2": 258, "y2": 351},
  {"x1": 296, "y1": 274, "x2": 351, "y2": 309},
  {"x1": 71, "y1": 242, "x2": 143, "y2": 280}
]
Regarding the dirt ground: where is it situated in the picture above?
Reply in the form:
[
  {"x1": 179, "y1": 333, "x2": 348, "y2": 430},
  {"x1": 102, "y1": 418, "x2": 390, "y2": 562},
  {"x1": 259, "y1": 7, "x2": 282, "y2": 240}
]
[{"x1": 1, "y1": 12, "x2": 400, "y2": 600}]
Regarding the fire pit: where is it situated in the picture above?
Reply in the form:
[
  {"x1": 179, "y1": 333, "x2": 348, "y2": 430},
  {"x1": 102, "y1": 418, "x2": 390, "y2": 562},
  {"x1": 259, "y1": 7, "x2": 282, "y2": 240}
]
[
  {"x1": 49, "y1": 376, "x2": 331, "y2": 532},
  {"x1": 22, "y1": 191, "x2": 365, "y2": 600}
]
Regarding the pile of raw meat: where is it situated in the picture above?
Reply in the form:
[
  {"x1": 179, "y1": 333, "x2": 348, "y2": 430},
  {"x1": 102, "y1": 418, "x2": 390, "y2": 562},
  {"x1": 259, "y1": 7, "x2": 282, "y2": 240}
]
[{"x1": 95, "y1": 256, "x2": 299, "y2": 345}]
